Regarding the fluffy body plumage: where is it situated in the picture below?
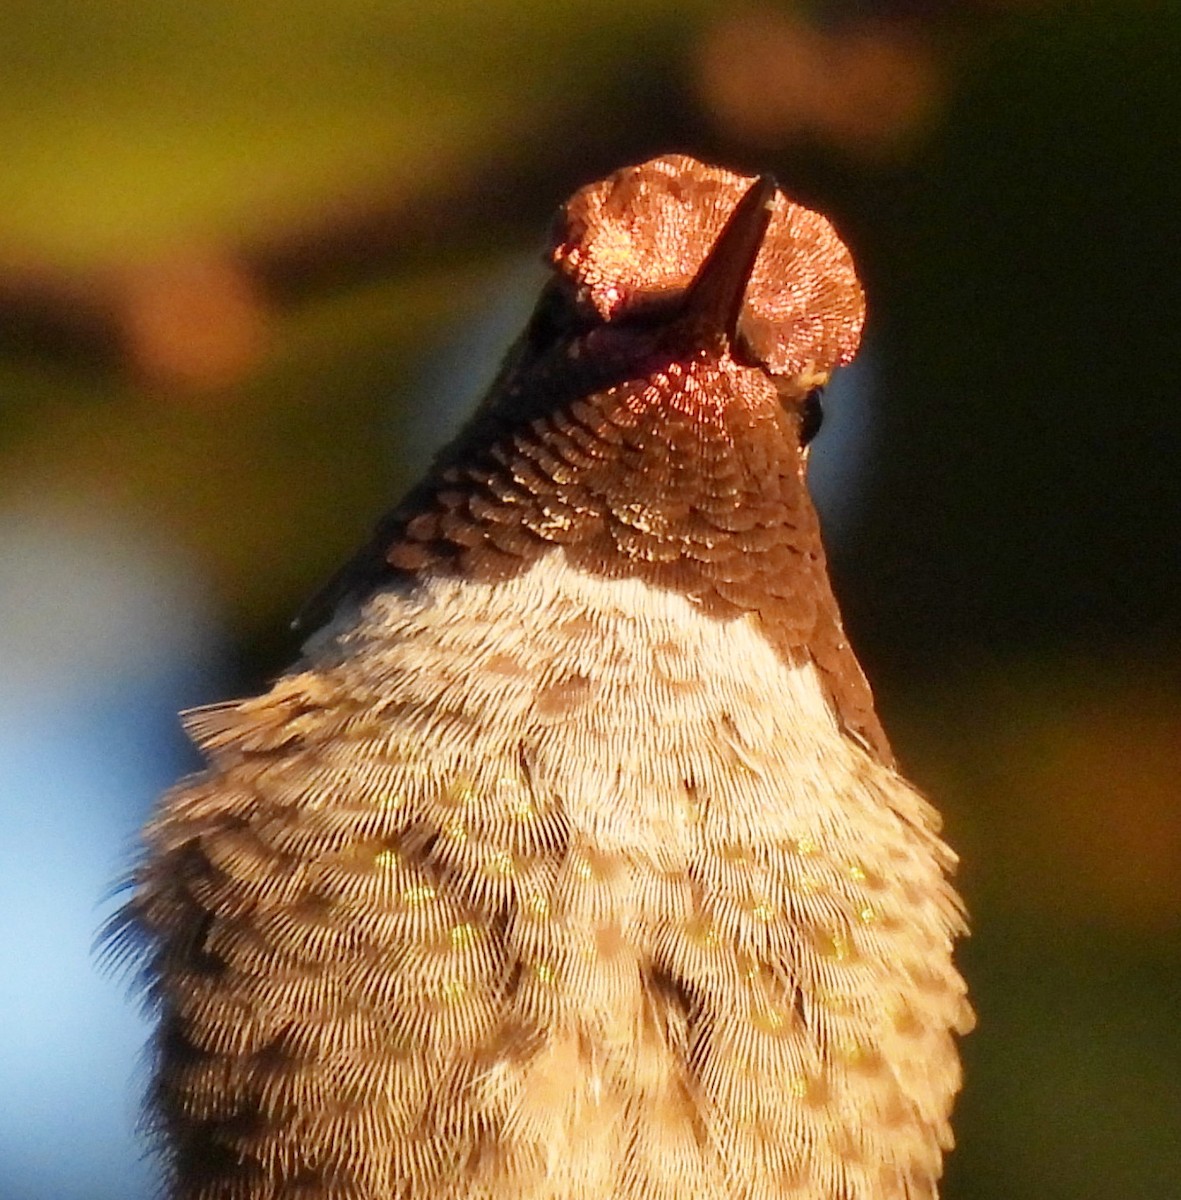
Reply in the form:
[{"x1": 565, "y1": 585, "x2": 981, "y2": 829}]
[{"x1": 123, "y1": 155, "x2": 971, "y2": 1200}]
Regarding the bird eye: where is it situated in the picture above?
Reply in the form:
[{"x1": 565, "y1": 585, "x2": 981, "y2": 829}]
[
  {"x1": 525, "y1": 283, "x2": 597, "y2": 353},
  {"x1": 800, "y1": 387, "x2": 824, "y2": 446}
]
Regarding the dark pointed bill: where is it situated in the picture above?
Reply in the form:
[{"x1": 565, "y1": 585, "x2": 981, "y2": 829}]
[{"x1": 681, "y1": 173, "x2": 778, "y2": 347}]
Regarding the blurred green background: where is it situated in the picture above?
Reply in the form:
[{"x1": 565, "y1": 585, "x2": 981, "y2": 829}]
[{"x1": 0, "y1": 3, "x2": 1177, "y2": 1199}]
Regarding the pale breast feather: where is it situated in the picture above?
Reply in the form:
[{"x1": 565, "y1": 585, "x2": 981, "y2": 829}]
[{"x1": 133, "y1": 549, "x2": 970, "y2": 1200}]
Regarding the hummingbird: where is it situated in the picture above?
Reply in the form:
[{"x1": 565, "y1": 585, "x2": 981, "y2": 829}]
[{"x1": 118, "y1": 154, "x2": 971, "y2": 1200}]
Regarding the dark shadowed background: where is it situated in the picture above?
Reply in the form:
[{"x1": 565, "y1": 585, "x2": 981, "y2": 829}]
[{"x1": 0, "y1": 3, "x2": 1177, "y2": 1199}]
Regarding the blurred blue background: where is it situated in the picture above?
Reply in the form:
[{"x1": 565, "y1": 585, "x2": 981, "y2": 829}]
[{"x1": 0, "y1": 3, "x2": 1177, "y2": 1199}]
